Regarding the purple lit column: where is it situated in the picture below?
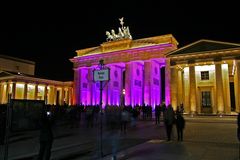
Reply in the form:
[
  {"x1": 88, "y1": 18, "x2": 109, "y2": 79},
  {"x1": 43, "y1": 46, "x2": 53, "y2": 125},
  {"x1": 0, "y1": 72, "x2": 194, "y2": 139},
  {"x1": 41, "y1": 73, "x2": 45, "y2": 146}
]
[
  {"x1": 125, "y1": 62, "x2": 143, "y2": 106},
  {"x1": 87, "y1": 67, "x2": 93, "y2": 105},
  {"x1": 77, "y1": 67, "x2": 90, "y2": 105},
  {"x1": 125, "y1": 63, "x2": 132, "y2": 106},
  {"x1": 144, "y1": 60, "x2": 161, "y2": 110},
  {"x1": 151, "y1": 61, "x2": 161, "y2": 108},
  {"x1": 144, "y1": 61, "x2": 151, "y2": 106},
  {"x1": 74, "y1": 68, "x2": 80, "y2": 105},
  {"x1": 165, "y1": 58, "x2": 171, "y2": 106},
  {"x1": 107, "y1": 64, "x2": 122, "y2": 106},
  {"x1": 92, "y1": 81, "x2": 100, "y2": 105}
]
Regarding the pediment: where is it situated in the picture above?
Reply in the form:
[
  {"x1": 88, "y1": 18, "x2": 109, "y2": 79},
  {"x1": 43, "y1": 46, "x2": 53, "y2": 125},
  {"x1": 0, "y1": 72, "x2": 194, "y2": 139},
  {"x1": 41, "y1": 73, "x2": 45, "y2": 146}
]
[
  {"x1": 167, "y1": 39, "x2": 240, "y2": 56},
  {"x1": 0, "y1": 71, "x2": 15, "y2": 77}
]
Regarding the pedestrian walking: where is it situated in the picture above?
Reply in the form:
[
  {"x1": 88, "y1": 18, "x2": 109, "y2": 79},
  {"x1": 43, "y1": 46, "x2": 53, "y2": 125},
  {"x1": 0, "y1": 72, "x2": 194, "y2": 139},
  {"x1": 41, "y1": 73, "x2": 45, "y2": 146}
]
[
  {"x1": 175, "y1": 112, "x2": 185, "y2": 141},
  {"x1": 37, "y1": 110, "x2": 54, "y2": 160},
  {"x1": 121, "y1": 107, "x2": 129, "y2": 134},
  {"x1": 164, "y1": 104, "x2": 175, "y2": 141},
  {"x1": 155, "y1": 105, "x2": 161, "y2": 125}
]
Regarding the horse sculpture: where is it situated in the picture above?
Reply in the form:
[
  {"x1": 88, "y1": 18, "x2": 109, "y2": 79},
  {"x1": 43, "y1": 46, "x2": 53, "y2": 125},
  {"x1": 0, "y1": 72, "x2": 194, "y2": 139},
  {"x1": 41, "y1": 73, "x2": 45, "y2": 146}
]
[
  {"x1": 118, "y1": 27, "x2": 124, "y2": 38},
  {"x1": 111, "y1": 29, "x2": 119, "y2": 40},
  {"x1": 106, "y1": 31, "x2": 113, "y2": 41}
]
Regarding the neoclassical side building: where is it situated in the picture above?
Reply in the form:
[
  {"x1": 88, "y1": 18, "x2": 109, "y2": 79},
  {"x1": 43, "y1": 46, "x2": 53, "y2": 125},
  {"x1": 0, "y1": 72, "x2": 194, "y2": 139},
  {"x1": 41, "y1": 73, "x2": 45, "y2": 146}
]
[
  {"x1": 0, "y1": 54, "x2": 73, "y2": 105},
  {"x1": 167, "y1": 39, "x2": 240, "y2": 114}
]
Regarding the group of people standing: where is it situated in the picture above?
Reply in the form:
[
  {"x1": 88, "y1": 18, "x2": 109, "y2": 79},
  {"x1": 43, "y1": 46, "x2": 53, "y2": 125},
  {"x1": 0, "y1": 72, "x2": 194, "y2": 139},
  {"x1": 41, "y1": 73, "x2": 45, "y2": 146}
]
[{"x1": 163, "y1": 104, "x2": 185, "y2": 141}]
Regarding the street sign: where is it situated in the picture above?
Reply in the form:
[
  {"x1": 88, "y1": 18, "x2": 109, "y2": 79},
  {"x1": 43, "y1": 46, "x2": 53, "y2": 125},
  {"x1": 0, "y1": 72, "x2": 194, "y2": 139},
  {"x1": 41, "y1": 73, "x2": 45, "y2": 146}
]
[{"x1": 93, "y1": 68, "x2": 110, "y2": 81}]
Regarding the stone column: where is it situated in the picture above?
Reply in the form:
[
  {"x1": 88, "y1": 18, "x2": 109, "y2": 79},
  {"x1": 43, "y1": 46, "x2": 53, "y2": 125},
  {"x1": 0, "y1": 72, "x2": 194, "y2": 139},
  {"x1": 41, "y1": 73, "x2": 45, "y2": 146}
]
[
  {"x1": 12, "y1": 82, "x2": 16, "y2": 99},
  {"x1": 221, "y1": 64, "x2": 231, "y2": 114},
  {"x1": 125, "y1": 62, "x2": 132, "y2": 106},
  {"x1": 215, "y1": 63, "x2": 224, "y2": 114},
  {"x1": 189, "y1": 65, "x2": 197, "y2": 114},
  {"x1": 165, "y1": 58, "x2": 171, "y2": 105},
  {"x1": 69, "y1": 87, "x2": 73, "y2": 105},
  {"x1": 65, "y1": 88, "x2": 69, "y2": 105},
  {"x1": 24, "y1": 83, "x2": 28, "y2": 99},
  {"x1": 34, "y1": 84, "x2": 38, "y2": 100},
  {"x1": 170, "y1": 67, "x2": 178, "y2": 110},
  {"x1": 44, "y1": 85, "x2": 48, "y2": 104},
  {"x1": 0, "y1": 83, "x2": 3, "y2": 104},
  {"x1": 48, "y1": 86, "x2": 55, "y2": 105},
  {"x1": 53, "y1": 87, "x2": 57, "y2": 105},
  {"x1": 183, "y1": 67, "x2": 190, "y2": 113},
  {"x1": 234, "y1": 60, "x2": 240, "y2": 112},
  {"x1": 106, "y1": 64, "x2": 122, "y2": 106},
  {"x1": 59, "y1": 87, "x2": 64, "y2": 105},
  {"x1": 73, "y1": 68, "x2": 80, "y2": 105},
  {"x1": 88, "y1": 67, "x2": 93, "y2": 105},
  {"x1": 5, "y1": 82, "x2": 10, "y2": 103},
  {"x1": 144, "y1": 61, "x2": 151, "y2": 106},
  {"x1": 177, "y1": 70, "x2": 183, "y2": 106}
]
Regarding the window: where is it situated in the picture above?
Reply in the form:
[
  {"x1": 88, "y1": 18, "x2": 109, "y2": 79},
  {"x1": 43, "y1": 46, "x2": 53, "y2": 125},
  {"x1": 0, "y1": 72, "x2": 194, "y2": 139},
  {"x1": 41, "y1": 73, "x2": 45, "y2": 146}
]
[{"x1": 201, "y1": 71, "x2": 209, "y2": 80}]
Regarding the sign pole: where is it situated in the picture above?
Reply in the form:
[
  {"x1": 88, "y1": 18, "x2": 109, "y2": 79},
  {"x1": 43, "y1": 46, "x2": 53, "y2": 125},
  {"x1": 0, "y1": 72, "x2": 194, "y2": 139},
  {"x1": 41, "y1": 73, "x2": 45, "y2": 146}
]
[
  {"x1": 99, "y1": 59, "x2": 104, "y2": 158},
  {"x1": 93, "y1": 59, "x2": 109, "y2": 158},
  {"x1": 100, "y1": 80, "x2": 103, "y2": 157}
]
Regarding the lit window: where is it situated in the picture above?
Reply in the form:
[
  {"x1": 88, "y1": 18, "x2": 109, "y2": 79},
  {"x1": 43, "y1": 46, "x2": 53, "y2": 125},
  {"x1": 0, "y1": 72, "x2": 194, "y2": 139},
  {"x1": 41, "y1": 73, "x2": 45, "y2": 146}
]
[{"x1": 201, "y1": 71, "x2": 209, "y2": 80}]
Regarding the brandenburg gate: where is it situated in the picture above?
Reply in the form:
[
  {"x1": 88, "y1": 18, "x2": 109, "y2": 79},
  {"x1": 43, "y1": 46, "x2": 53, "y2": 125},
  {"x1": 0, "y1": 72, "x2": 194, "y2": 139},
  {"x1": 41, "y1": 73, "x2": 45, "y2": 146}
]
[{"x1": 70, "y1": 18, "x2": 178, "y2": 109}]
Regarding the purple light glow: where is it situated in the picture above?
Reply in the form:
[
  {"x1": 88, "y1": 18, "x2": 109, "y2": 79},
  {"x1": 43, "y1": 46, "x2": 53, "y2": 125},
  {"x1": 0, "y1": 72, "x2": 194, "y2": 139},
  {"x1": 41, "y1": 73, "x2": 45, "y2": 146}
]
[{"x1": 74, "y1": 48, "x2": 173, "y2": 108}]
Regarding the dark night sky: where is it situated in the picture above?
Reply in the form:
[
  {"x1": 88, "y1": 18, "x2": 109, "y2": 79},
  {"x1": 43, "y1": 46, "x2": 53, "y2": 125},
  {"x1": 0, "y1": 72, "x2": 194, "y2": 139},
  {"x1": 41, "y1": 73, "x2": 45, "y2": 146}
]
[{"x1": 0, "y1": 1, "x2": 239, "y2": 81}]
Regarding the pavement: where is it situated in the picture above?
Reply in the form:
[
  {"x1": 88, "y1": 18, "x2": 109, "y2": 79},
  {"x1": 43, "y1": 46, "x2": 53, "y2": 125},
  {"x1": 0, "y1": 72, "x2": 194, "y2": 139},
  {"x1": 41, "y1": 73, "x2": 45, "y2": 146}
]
[
  {"x1": 0, "y1": 114, "x2": 239, "y2": 160},
  {"x1": 102, "y1": 138, "x2": 239, "y2": 160},
  {"x1": 101, "y1": 114, "x2": 239, "y2": 160}
]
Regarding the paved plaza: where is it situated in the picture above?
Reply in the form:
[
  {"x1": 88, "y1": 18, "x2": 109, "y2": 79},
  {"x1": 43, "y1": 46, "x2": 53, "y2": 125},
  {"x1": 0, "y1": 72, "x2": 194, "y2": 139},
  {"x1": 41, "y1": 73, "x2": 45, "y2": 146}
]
[{"x1": 0, "y1": 115, "x2": 239, "y2": 160}]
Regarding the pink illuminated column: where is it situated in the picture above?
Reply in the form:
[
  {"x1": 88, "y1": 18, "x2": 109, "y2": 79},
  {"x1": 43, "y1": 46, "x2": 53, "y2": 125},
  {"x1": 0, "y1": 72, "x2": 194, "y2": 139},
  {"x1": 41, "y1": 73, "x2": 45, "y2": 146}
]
[
  {"x1": 165, "y1": 58, "x2": 171, "y2": 106},
  {"x1": 125, "y1": 62, "x2": 144, "y2": 106},
  {"x1": 92, "y1": 81, "x2": 100, "y2": 105},
  {"x1": 125, "y1": 63, "x2": 131, "y2": 106},
  {"x1": 87, "y1": 68, "x2": 93, "y2": 105},
  {"x1": 144, "y1": 61, "x2": 151, "y2": 106},
  {"x1": 75, "y1": 67, "x2": 92, "y2": 105},
  {"x1": 144, "y1": 60, "x2": 161, "y2": 109},
  {"x1": 73, "y1": 68, "x2": 80, "y2": 104},
  {"x1": 107, "y1": 64, "x2": 123, "y2": 106}
]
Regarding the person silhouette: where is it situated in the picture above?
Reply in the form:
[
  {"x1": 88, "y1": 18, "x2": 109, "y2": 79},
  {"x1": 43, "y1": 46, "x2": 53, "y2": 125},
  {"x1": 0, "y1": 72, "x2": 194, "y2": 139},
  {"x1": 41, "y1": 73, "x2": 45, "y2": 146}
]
[
  {"x1": 175, "y1": 112, "x2": 185, "y2": 141},
  {"x1": 37, "y1": 111, "x2": 54, "y2": 160},
  {"x1": 164, "y1": 104, "x2": 175, "y2": 141}
]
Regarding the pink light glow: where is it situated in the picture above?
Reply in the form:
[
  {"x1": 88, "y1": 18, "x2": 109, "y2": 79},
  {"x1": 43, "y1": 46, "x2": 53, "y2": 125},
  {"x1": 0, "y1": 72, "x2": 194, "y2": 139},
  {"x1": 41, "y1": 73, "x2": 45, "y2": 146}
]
[
  {"x1": 75, "y1": 59, "x2": 171, "y2": 108},
  {"x1": 73, "y1": 45, "x2": 173, "y2": 108}
]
